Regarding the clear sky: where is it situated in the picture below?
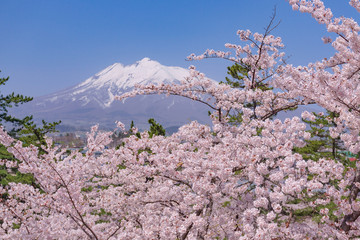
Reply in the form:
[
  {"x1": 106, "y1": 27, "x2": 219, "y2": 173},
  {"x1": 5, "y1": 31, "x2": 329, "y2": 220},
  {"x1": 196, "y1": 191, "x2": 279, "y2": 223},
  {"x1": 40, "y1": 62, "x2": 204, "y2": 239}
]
[{"x1": 0, "y1": 0, "x2": 358, "y2": 97}]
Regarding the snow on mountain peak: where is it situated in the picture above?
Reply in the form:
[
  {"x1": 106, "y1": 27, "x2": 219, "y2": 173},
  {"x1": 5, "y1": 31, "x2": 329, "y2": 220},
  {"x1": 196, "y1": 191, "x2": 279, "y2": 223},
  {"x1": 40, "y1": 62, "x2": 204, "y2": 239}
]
[
  {"x1": 138, "y1": 57, "x2": 151, "y2": 63},
  {"x1": 51, "y1": 58, "x2": 191, "y2": 108},
  {"x1": 76, "y1": 58, "x2": 188, "y2": 90},
  {"x1": 16, "y1": 58, "x2": 214, "y2": 130}
]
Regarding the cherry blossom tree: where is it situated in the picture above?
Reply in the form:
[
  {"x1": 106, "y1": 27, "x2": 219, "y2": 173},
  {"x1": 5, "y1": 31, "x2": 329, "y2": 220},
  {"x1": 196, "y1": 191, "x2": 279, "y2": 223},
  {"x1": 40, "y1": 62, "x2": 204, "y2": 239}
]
[
  {"x1": 1, "y1": 0, "x2": 360, "y2": 239},
  {"x1": 118, "y1": 10, "x2": 308, "y2": 125}
]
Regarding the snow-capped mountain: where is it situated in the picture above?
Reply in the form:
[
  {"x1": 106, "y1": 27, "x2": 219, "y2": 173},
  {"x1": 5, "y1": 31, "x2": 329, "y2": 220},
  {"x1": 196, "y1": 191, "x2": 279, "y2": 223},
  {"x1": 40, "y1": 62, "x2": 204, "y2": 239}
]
[{"x1": 14, "y1": 58, "x2": 213, "y2": 131}]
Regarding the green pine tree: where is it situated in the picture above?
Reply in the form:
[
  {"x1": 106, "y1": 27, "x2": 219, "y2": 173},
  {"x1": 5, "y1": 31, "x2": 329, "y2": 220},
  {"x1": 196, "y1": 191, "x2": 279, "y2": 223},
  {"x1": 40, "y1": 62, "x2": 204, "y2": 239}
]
[
  {"x1": 222, "y1": 63, "x2": 250, "y2": 89},
  {"x1": 127, "y1": 119, "x2": 166, "y2": 139},
  {"x1": 148, "y1": 118, "x2": 165, "y2": 138},
  {"x1": 294, "y1": 111, "x2": 346, "y2": 161},
  {"x1": 0, "y1": 72, "x2": 33, "y2": 133},
  {"x1": 221, "y1": 62, "x2": 292, "y2": 125},
  {"x1": 0, "y1": 71, "x2": 61, "y2": 187},
  {"x1": 17, "y1": 119, "x2": 61, "y2": 154}
]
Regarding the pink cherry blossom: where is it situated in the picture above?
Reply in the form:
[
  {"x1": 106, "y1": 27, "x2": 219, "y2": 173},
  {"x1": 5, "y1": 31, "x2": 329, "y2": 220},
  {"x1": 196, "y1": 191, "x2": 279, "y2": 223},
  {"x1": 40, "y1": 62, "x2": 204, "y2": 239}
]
[{"x1": 1, "y1": 1, "x2": 360, "y2": 239}]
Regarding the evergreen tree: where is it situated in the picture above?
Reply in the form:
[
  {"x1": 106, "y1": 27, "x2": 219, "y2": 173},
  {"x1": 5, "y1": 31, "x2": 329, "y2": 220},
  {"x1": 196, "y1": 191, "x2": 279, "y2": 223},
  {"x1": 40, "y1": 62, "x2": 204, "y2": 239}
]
[
  {"x1": 221, "y1": 62, "x2": 294, "y2": 125},
  {"x1": 127, "y1": 119, "x2": 166, "y2": 139},
  {"x1": 0, "y1": 72, "x2": 61, "y2": 150},
  {"x1": 148, "y1": 118, "x2": 165, "y2": 138},
  {"x1": 0, "y1": 72, "x2": 33, "y2": 133},
  {"x1": 0, "y1": 71, "x2": 60, "y2": 187},
  {"x1": 294, "y1": 111, "x2": 346, "y2": 161},
  {"x1": 222, "y1": 63, "x2": 250, "y2": 89},
  {"x1": 17, "y1": 119, "x2": 61, "y2": 154}
]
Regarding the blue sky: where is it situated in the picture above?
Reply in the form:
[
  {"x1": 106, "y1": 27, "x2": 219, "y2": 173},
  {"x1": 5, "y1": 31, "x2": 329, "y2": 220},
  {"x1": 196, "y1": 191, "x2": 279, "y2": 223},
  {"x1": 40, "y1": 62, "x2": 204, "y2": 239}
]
[{"x1": 0, "y1": 0, "x2": 358, "y2": 97}]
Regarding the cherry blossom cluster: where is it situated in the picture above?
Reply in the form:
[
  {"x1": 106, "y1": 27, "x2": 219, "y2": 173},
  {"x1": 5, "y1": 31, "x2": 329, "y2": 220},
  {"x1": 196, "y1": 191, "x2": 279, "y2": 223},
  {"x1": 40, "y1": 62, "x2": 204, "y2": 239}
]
[
  {"x1": 117, "y1": 23, "x2": 306, "y2": 123},
  {"x1": 0, "y1": 116, "x2": 355, "y2": 239},
  {"x1": 1, "y1": 0, "x2": 360, "y2": 239},
  {"x1": 275, "y1": 0, "x2": 360, "y2": 154}
]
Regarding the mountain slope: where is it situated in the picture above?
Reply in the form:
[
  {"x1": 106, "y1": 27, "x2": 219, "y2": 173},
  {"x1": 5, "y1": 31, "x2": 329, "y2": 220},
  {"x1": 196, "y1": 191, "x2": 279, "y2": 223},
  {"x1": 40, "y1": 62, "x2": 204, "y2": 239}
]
[{"x1": 14, "y1": 58, "x2": 213, "y2": 131}]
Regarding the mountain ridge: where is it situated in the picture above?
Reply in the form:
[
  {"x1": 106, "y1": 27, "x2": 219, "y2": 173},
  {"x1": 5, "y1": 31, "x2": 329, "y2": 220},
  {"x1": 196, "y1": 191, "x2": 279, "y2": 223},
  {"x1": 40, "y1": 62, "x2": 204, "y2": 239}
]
[{"x1": 12, "y1": 58, "x2": 213, "y2": 131}]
